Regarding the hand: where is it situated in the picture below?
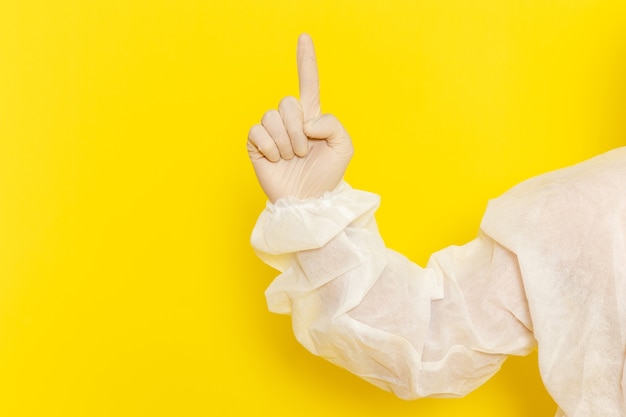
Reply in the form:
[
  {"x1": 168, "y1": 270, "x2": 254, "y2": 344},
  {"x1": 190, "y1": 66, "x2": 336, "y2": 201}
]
[{"x1": 247, "y1": 34, "x2": 354, "y2": 203}]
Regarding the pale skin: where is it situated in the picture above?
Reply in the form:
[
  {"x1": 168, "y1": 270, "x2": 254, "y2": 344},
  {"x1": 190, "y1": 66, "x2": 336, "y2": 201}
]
[{"x1": 247, "y1": 34, "x2": 354, "y2": 203}]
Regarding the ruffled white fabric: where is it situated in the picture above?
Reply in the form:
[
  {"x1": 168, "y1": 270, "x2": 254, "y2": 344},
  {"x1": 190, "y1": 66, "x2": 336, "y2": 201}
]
[{"x1": 251, "y1": 148, "x2": 626, "y2": 416}]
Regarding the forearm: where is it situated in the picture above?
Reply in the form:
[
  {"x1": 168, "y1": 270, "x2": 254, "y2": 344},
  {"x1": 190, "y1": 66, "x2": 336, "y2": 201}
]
[
  {"x1": 252, "y1": 183, "x2": 439, "y2": 398},
  {"x1": 252, "y1": 183, "x2": 535, "y2": 399}
]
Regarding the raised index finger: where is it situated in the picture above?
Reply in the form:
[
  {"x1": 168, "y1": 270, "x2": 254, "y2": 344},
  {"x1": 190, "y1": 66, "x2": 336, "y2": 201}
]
[{"x1": 297, "y1": 33, "x2": 321, "y2": 121}]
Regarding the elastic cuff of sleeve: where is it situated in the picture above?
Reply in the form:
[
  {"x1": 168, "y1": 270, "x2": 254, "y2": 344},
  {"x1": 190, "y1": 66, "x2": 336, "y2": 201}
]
[{"x1": 250, "y1": 182, "x2": 381, "y2": 255}]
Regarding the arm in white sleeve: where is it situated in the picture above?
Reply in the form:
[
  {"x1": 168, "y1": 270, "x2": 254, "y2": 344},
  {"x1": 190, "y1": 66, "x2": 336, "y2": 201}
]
[{"x1": 251, "y1": 182, "x2": 536, "y2": 399}]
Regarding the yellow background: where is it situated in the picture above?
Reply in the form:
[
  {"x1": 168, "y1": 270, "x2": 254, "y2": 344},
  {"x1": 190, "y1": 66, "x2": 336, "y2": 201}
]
[{"x1": 1, "y1": 0, "x2": 624, "y2": 416}]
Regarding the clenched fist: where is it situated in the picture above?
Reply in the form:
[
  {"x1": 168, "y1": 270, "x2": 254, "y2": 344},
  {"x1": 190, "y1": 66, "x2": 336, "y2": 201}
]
[{"x1": 247, "y1": 34, "x2": 354, "y2": 203}]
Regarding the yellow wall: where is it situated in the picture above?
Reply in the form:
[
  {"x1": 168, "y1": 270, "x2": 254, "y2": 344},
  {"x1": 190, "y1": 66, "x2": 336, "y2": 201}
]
[{"x1": 1, "y1": 1, "x2": 624, "y2": 416}]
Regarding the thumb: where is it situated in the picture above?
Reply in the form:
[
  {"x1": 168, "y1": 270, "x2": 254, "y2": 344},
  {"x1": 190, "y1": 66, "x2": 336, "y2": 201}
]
[{"x1": 304, "y1": 114, "x2": 353, "y2": 152}]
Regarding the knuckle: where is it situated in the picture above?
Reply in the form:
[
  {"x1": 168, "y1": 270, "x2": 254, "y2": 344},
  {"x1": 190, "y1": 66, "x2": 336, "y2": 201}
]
[
  {"x1": 323, "y1": 113, "x2": 338, "y2": 123},
  {"x1": 261, "y1": 109, "x2": 279, "y2": 124},
  {"x1": 248, "y1": 123, "x2": 264, "y2": 139},
  {"x1": 278, "y1": 96, "x2": 299, "y2": 111}
]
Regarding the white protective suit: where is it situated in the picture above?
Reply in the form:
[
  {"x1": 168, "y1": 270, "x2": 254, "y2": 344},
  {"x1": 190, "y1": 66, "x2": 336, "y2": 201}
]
[{"x1": 251, "y1": 147, "x2": 626, "y2": 417}]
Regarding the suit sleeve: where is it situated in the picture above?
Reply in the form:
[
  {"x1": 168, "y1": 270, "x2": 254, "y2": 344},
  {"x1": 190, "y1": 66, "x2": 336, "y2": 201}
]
[{"x1": 251, "y1": 182, "x2": 536, "y2": 399}]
